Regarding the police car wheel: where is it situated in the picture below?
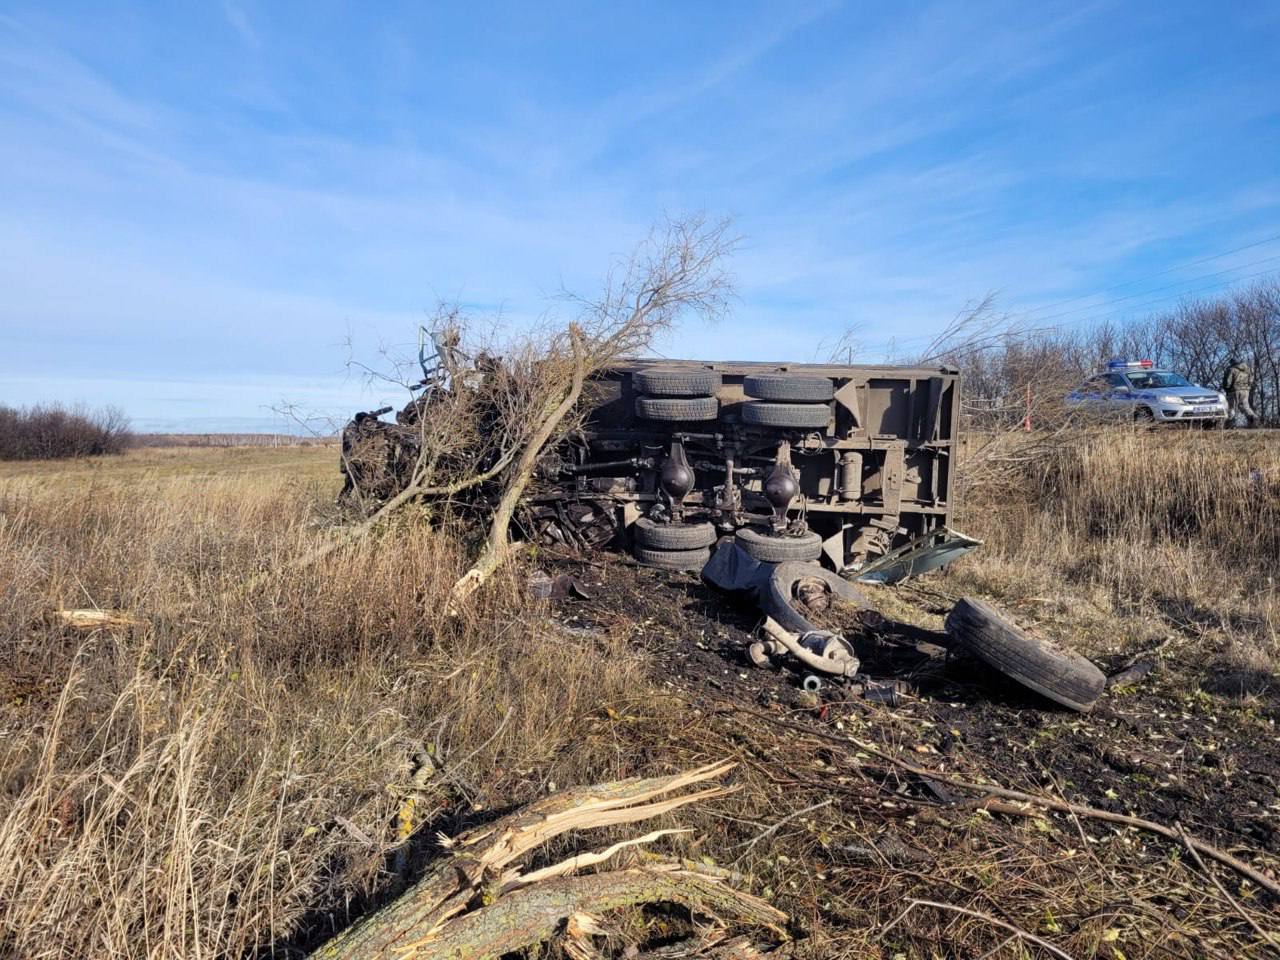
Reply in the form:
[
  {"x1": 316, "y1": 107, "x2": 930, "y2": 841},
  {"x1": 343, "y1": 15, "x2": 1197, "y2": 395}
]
[{"x1": 945, "y1": 597, "x2": 1106, "y2": 713}]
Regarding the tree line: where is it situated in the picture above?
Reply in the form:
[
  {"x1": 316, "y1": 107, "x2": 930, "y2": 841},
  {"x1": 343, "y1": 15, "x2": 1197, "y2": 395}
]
[
  {"x1": 942, "y1": 277, "x2": 1280, "y2": 427},
  {"x1": 0, "y1": 404, "x2": 133, "y2": 460}
]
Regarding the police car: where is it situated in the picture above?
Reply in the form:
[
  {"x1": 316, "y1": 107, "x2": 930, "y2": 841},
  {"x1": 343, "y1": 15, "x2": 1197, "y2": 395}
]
[{"x1": 1066, "y1": 359, "x2": 1228, "y2": 424}]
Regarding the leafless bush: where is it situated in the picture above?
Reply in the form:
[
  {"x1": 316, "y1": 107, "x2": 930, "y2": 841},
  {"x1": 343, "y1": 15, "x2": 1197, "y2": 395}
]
[{"x1": 0, "y1": 403, "x2": 132, "y2": 460}]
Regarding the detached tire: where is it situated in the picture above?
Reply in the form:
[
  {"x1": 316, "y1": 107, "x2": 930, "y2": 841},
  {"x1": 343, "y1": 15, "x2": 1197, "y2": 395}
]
[
  {"x1": 636, "y1": 396, "x2": 719, "y2": 421},
  {"x1": 634, "y1": 517, "x2": 717, "y2": 550},
  {"x1": 634, "y1": 545, "x2": 712, "y2": 572},
  {"x1": 763, "y1": 562, "x2": 870, "y2": 636},
  {"x1": 945, "y1": 597, "x2": 1106, "y2": 713},
  {"x1": 741, "y1": 402, "x2": 830, "y2": 430},
  {"x1": 736, "y1": 527, "x2": 823, "y2": 562},
  {"x1": 744, "y1": 374, "x2": 834, "y2": 402},
  {"x1": 632, "y1": 369, "x2": 721, "y2": 397}
]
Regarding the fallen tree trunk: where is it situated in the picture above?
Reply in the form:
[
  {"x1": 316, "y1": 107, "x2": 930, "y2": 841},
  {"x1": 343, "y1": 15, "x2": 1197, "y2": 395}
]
[
  {"x1": 311, "y1": 761, "x2": 785, "y2": 959},
  {"x1": 378, "y1": 867, "x2": 784, "y2": 960}
]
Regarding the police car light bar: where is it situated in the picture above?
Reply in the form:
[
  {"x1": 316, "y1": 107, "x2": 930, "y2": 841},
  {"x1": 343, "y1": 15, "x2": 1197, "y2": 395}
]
[{"x1": 1106, "y1": 359, "x2": 1155, "y2": 370}]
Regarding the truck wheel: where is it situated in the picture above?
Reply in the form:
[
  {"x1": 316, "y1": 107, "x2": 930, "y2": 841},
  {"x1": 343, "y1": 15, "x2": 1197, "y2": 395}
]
[
  {"x1": 634, "y1": 517, "x2": 717, "y2": 550},
  {"x1": 736, "y1": 526, "x2": 823, "y2": 562},
  {"x1": 744, "y1": 374, "x2": 835, "y2": 402},
  {"x1": 741, "y1": 402, "x2": 831, "y2": 429},
  {"x1": 632, "y1": 369, "x2": 721, "y2": 397},
  {"x1": 763, "y1": 562, "x2": 871, "y2": 636},
  {"x1": 944, "y1": 597, "x2": 1106, "y2": 713},
  {"x1": 633, "y1": 545, "x2": 712, "y2": 572},
  {"x1": 635, "y1": 396, "x2": 720, "y2": 421}
]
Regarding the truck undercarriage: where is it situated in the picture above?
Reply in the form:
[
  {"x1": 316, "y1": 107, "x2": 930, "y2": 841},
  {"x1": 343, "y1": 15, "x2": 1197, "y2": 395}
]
[{"x1": 341, "y1": 355, "x2": 967, "y2": 580}]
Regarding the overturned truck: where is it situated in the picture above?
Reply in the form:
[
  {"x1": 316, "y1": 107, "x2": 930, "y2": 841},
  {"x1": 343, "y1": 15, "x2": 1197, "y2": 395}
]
[
  {"x1": 531, "y1": 359, "x2": 964, "y2": 577},
  {"x1": 341, "y1": 357, "x2": 967, "y2": 579}
]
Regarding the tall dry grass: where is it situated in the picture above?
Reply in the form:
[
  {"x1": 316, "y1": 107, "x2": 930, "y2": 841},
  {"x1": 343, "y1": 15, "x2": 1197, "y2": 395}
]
[
  {"x1": 0, "y1": 458, "x2": 665, "y2": 958},
  {"x1": 953, "y1": 428, "x2": 1280, "y2": 672}
]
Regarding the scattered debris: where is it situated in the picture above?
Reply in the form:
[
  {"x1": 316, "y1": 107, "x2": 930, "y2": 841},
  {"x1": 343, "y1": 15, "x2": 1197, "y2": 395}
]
[
  {"x1": 1106, "y1": 659, "x2": 1155, "y2": 689},
  {"x1": 527, "y1": 570, "x2": 593, "y2": 601}
]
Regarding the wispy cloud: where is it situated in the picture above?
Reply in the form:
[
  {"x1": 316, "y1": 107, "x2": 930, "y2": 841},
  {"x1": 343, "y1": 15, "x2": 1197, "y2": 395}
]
[
  {"x1": 1, "y1": 1, "x2": 1279, "y2": 428},
  {"x1": 220, "y1": 2, "x2": 261, "y2": 52}
]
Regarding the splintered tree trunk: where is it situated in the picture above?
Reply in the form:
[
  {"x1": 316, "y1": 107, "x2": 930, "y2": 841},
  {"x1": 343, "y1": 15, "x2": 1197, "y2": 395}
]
[
  {"x1": 311, "y1": 763, "x2": 785, "y2": 960},
  {"x1": 383, "y1": 869, "x2": 785, "y2": 960}
]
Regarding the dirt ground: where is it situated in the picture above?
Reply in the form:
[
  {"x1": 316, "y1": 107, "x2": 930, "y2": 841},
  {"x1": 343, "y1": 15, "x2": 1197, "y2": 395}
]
[{"x1": 539, "y1": 550, "x2": 1280, "y2": 955}]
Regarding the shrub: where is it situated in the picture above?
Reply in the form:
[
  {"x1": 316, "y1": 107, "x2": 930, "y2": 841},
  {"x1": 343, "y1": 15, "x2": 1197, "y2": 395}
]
[{"x1": 0, "y1": 403, "x2": 132, "y2": 460}]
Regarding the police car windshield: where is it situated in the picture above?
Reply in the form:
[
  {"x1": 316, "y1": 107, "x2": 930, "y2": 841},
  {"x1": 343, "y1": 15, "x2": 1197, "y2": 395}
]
[{"x1": 1126, "y1": 371, "x2": 1191, "y2": 389}]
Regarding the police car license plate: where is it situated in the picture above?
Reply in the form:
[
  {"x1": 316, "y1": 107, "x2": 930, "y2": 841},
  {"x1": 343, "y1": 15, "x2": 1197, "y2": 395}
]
[{"x1": 1193, "y1": 405, "x2": 1216, "y2": 414}]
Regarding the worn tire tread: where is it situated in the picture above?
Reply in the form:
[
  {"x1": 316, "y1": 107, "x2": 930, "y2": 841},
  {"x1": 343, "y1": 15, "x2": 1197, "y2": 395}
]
[
  {"x1": 736, "y1": 527, "x2": 823, "y2": 562},
  {"x1": 635, "y1": 396, "x2": 720, "y2": 421},
  {"x1": 743, "y1": 374, "x2": 835, "y2": 402},
  {"x1": 633, "y1": 545, "x2": 712, "y2": 571},
  {"x1": 740, "y1": 402, "x2": 831, "y2": 429},
  {"x1": 634, "y1": 518, "x2": 717, "y2": 550},
  {"x1": 632, "y1": 369, "x2": 721, "y2": 397},
  {"x1": 945, "y1": 597, "x2": 1105, "y2": 712}
]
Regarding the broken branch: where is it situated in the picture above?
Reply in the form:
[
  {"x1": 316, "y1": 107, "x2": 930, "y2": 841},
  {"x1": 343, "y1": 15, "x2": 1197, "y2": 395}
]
[
  {"x1": 723, "y1": 704, "x2": 1280, "y2": 901},
  {"x1": 313, "y1": 761, "x2": 776, "y2": 959},
  {"x1": 449, "y1": 323, "x2": 587, "y2": 609}
]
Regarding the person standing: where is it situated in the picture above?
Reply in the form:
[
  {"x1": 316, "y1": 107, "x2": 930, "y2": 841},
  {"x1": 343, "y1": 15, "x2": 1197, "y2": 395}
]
[{"x1": 1222, "y1": 357, "x2": 1259, "y2": 427}]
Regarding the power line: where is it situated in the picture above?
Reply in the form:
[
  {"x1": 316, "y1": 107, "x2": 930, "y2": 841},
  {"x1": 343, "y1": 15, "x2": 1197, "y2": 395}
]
[
  {"x1": 1011, "y1": 231, "x2": 1280, "y2": 322},
  {"x1": 1019, "y1": 251, "x2": 1280, "y2": 326},
  {"x1": 858, "y1": 261, "x2": 1280, "y2": 360},
  {"x1": 1025, "y1": 264, "x2": 1280, "y2": 334}
]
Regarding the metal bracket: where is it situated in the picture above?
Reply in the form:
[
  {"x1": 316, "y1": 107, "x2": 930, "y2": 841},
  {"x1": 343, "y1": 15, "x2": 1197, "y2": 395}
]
[
  {"x1": 834, "y1": 378, "x2": 864, "y2": 432},
  {"x1": 881, "y1": 441, "x2": 905, "y2": 515}
]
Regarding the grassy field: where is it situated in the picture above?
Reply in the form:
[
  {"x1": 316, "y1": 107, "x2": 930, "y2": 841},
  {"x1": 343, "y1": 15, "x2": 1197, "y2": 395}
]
[{"x1": 1, "y1": 431, "x2": 1277, "y2": 958}]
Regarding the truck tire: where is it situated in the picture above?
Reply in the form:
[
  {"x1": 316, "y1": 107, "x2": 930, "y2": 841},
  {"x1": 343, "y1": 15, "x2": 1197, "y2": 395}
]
[
  {"x1": 736, "y1": 526, "x2": 823, "y2": 562},
  {"x1": 763, "y1": 562, "x2": 871, "y2": 636},
  {"x1": 633, "y1": 545, "x2": 712, "y2": 572},
  {"x1": 744, "y1": 374, "x2": 835, "y2": 402},
  {"x1": 632, "y1": 369, "x2": 721, "y2": 397},
  {"x1": 635, "y1": 396, "x2": 719, "y2": 421},
  {"x1": 945, "y1": 597, "x2": 1106, "y2": 713},
  {"x1": 741, "y1": 402, "x2": 830, "y2": 429},
  {"x1": 634, "y1": 517, "x2": 717, "y2": 550}
]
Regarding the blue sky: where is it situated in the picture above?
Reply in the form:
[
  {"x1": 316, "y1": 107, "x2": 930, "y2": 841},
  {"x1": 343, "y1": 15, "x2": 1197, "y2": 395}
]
[{"x1": 3, "y1": 1, "x2": 1279, "y2": 431}]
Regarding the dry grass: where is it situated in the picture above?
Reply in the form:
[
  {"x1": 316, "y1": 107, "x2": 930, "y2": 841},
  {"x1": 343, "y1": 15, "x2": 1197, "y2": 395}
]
[
  {"x1": 952, "y1": 427, "x2": 1280, "y2": 675},
  {"x1": 0, "y1": 450, "x2": 669, "y2": 959},
  {"x1": 3, "y1": 430, "x2": 1278, "y2": 958}
]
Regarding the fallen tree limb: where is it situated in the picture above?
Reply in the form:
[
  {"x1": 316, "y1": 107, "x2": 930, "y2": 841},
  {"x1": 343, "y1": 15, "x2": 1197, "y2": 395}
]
[
  {"x1": 1175, "y1": 822, "x2": 1280, "y2": 954},
  {"x1": 284, "y1": 449, "x2": 519, "y2": 577},
  {"x1": 881, "y1": 898, "x2": 1078, "y2": 960},
  {"x1": 312, "y1": 760, "x2": 783, "y2": 959},
  {"x1": 721, "y1": 704, "x2": 1280, "y2": 901},
  {"x1": 449, "y1": 324, "x2": 587, "y2": 610}
]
